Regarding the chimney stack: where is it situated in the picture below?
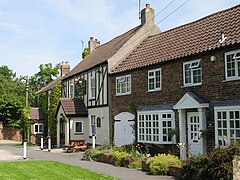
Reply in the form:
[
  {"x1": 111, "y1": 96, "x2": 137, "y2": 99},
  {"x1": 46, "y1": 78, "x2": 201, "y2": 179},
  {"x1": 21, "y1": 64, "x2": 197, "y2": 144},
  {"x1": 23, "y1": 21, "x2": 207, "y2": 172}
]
[
  {"x1": 141, "y1": 4, "x2": 155, "y2": 26},
  {"x1": 60, "y1": 61, "x2": 70, "y2": 76},
  {"x1": 88, "y1": 37, "x2": 100, "y2": 53}
]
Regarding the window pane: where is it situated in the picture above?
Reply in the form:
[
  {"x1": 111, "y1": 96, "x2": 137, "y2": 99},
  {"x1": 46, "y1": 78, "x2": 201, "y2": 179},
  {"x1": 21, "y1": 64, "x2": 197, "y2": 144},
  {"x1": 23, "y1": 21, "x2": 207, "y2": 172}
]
[
  {"x1": 39, "y1": 125, "x2": 43, "y2": 132},
  {"x1": 35, "y1": 125, "x2": 38, "y2": 133},
  {"x1": 193, "y1": 69, "x2": 201, "y2": 83}
]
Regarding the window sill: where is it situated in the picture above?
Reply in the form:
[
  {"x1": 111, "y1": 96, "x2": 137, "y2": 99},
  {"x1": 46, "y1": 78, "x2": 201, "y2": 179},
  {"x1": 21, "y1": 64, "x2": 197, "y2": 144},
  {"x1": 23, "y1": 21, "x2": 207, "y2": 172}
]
[
  {"x1": 147, "y1": 89, "x2": 161, "y2": 93},
  {"x1": 34, "y1": 132, "x2": 44, "y2": 135},
  {"x1": 183, "y1": 83, "x2": 202, "y2": 88},
  {"x1": 74, "y1": 133, "x2": 84, "y2": 135},
  {"x1": 223, "y1": 78, "x2": 240, "y2": 82},
  {"x1": 115, "y1": 93, "x2": 131, "y2": 96}
]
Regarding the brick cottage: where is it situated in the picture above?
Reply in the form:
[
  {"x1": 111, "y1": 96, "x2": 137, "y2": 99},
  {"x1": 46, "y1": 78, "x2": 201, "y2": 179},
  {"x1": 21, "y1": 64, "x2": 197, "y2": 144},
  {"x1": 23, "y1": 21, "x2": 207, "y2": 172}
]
[{"x1": 110, "y1": 5, "x2": 240, "y2": 159}]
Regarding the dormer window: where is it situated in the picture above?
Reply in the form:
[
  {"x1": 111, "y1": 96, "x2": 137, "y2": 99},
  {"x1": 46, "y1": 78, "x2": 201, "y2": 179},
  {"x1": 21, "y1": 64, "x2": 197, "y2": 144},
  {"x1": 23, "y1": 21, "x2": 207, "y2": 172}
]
[
  {"x1": 225, "y1": 49, "x2": 240, "y2": 81},
  {"x1": 183, "y1": 59, "x2": 202, "y2": 86}
]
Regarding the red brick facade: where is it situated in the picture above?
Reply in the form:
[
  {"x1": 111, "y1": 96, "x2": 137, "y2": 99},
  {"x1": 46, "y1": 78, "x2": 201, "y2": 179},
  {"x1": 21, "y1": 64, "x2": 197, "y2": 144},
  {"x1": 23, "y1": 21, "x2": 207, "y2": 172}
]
[{"x1": 111, "y1": 45, "x2": 240, "y2": 155}]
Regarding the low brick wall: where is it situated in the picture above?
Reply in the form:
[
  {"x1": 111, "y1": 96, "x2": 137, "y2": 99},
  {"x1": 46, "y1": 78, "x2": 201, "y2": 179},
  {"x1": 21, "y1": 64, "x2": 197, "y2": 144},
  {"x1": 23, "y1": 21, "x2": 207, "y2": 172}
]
[
  {"x1": 0, "y1": 122, "x2": 3, "y2": 140},
  {"x1": 1, "y1": 126, "x2": 22, "y2": 142},
  {"x1": 233, "y1": 156, "x2": 240, "y2": 180}
]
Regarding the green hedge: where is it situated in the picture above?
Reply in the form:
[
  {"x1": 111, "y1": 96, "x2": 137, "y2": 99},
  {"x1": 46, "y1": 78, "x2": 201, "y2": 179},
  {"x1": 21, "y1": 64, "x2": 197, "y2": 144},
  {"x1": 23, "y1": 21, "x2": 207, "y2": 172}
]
[
  {"x1": 146, "y1": 154, "x2": 181, "y2": 175},
  {"x1": 182, "y1": 142, "x2": 240, "y2": 180}
]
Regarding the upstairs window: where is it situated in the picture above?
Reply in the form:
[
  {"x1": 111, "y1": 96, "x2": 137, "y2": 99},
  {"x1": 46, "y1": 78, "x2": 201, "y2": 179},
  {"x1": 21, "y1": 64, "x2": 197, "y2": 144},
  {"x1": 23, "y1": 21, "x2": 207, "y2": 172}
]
[
  {"x1": 148, "y1": 68, "x2": 161, "y2": 92},
  {"x1": 116, "y1": 75, "x2": 131, "y2": 95},
  {"x1": 75, "y1": 78, "x2": 86, "y2": 98},
  {"x1": 225, "y1": 50, "x2": 240, "y2": 80},
  {"x1": 183, "y1": 60, "x2": 202, "y2": 86},
  {"x1": 89, "y1": 76, "x2": 96, "y2": 99}
]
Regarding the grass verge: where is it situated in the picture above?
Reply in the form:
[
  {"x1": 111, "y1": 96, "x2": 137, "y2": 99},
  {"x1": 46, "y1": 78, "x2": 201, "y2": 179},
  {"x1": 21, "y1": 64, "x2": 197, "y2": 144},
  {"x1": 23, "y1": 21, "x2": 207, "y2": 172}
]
[{"x1": 0, "y1": 160, "x2": 118, "y2": 180}]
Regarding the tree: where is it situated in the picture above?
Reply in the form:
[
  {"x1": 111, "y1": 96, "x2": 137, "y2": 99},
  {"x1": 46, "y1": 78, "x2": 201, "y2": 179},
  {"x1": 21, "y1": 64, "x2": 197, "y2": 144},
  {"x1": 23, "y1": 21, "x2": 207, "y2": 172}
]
[
  {"x1": 31, "y1": 63, "x2": 60, "y2": 91},
  {"x1": 0, "y1": 66, "x2": 25, "y2": 127},
  {"x1": 82, "y1": 48, "x2": 89, "y2": 59}
]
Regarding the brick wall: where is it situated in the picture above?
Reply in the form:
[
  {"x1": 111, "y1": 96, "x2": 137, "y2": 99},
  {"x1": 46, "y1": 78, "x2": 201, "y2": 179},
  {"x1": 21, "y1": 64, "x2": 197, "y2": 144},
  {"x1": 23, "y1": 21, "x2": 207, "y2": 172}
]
[
  {"x1": 1, "y1": 126, "x2": 22, "y2": 142},
  {"x1": 110, "y1": 45, "x2": 240, "y2": 154},
  {"x1": 0, "y1": 122, "x2": 3, "y2": 140}
]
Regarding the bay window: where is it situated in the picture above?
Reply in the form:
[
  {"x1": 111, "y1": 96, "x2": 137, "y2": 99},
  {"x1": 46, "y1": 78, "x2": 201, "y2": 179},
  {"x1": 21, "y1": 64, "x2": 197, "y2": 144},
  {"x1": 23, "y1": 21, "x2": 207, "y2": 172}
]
[{"x1": 138, "y1": 110, "x2": 175, "y2": 144}]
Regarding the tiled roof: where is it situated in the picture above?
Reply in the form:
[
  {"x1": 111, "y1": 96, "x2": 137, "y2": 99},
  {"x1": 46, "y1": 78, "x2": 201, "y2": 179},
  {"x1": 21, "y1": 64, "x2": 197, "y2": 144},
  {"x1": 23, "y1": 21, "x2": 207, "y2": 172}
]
[
  {"x1": 211, "y1": 99, "x2": 240, "y2": 107},
  {"x1": 29, "y1": 107, "x2": 44, "y2": 120},
  {"x1": 35, "y1": 76, "x2": 63, "y2": 95},
  {"x1": 58, "y1": 98, "x2": 88, "y2": 117},
  {"x1": 63, "y1": 26, "x2": 141, "y2": 79},
  {"x1": 112, "y1": 5, "x2": 240, "y2": 73}
]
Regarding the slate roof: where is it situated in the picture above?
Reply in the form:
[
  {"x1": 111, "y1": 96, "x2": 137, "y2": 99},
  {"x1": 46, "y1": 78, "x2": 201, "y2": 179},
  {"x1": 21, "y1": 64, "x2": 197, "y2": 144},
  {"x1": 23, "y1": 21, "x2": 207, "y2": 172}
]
[
  {"x1": 35, "y1": 76, "x2": 63, "y2": 95},
  {"x1": 57, "y1": 98, "x2": 88, "y2": 117},
  {"x1": 29, "y1": 107, "x2": 44, "y2": 120},
  {"x1": 138, "y1": 105, "x2": 173, "y2": 111},
  {"x1": 63, "y1": 26, "x2": 141, "y2": 79},
  {"x1": 112, "y1": 5, "x2": 240, "y2": 73},
  {"x1": 211, "y1": 99, "x2": 240, "y2": 107},
  {"x1": 187, "y1": 92, "x2": 208, "y2": 104}
]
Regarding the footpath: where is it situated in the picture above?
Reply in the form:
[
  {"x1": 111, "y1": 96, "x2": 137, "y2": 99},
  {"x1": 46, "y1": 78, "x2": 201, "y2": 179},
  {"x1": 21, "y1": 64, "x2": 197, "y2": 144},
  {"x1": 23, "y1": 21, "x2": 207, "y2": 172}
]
[{"x1": 0, "y1": 140, "x2": 176, "y2": 180}]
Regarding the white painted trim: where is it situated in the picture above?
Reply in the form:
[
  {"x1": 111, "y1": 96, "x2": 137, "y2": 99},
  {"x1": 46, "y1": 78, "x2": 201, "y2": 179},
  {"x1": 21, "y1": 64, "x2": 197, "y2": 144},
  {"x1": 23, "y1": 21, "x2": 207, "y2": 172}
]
[
  {"x1": 116, "y1": 74, "x2": 131, "y2": 96},
  {"x1": 173, "y1": 93, "x2": 209, "y2": 110},
  {"x1": 183, "y1": 59, "x2": 202, "y2": 87},
  {"x1": 148, "y1": 68, "x2": 162, "y2": 92},
  {"x1": 224, "y1": 49, "x2": 240, "y2": 81},
  {"x1": 74, "y1": 121, "x2": 83, "y2": 134}
]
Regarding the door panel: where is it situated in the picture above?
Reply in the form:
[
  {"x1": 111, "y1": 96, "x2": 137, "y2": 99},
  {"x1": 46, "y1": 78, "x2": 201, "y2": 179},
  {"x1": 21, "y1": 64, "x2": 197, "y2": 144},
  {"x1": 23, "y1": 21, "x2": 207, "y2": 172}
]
[{"x1": 187, "y1": 112, "x2": 203, "y2": 156}]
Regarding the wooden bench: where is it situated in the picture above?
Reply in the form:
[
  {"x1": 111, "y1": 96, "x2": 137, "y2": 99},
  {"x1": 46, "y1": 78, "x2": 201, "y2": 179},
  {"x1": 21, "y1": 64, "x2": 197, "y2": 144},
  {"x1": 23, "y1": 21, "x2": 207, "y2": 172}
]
[{"x1": 65, "y1": 140, "x2": 87, "y2": 153}]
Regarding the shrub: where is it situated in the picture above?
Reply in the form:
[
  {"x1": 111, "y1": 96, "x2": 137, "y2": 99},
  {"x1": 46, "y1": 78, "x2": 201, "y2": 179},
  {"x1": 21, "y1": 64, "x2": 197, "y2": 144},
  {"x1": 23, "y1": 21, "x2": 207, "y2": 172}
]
[
  {"x1": 112, "y1": 151, "x2": 133, "y2": 167},
  {"x1": 82, "y1": 148, "x2": 108, "y2": 161},
  {"x1": 146, "y1": 154, "x2": 181, "y2": 175},
  {"x1": 182, "y1": 142, "x2": 240, "y2": 180}
]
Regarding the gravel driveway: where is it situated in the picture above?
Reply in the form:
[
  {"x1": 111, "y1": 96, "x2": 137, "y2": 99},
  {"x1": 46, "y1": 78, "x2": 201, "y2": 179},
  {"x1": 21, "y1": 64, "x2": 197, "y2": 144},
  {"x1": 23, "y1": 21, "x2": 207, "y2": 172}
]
[{"x1": 0, "y1": 140, "x2": 22, "y2": 161}]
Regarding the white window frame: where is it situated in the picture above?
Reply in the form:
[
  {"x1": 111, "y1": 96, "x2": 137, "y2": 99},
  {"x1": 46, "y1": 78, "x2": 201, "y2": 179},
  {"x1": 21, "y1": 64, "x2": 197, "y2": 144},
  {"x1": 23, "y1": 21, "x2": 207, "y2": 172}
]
[
  {"x1": 225, "y1": 49, "x2": 240, "y2": 81},
  {"x1": 74, "y1": 121, "x2": 83, "y2": 134},
  {"x1": 183, "y1": 59, "x2": 202, "y2": 87},
  {"x1": 89, "y1": 115, "x2": 96, "y2": 136},
  {"x1": 34, "y1": 123, "x2": 43, "y2": 134},
  {"x1": 148, "y1": 68, "x2": 162, "y2": 92},
  {"x1": 89, "y1": 76, "x2": 96, "y2": 100},
  {"x1": 214, "y1": 106, "x2": 240, "y2": 147},
  {"x1": 137, "y1": 110, "x2": 175, "y2": 144},
  {"x1": 116, "y1": 75, "x2": 131, "y2": 96},
  {"x1": 70, "y1": 83, "x2": 74, "y2": 99}
]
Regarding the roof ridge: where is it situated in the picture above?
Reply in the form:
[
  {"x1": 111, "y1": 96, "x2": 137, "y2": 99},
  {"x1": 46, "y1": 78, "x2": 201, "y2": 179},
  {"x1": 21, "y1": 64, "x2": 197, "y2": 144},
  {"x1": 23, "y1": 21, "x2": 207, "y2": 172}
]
[{"x1": 148, "y1": 4, "x2": 240, "y2": 40}]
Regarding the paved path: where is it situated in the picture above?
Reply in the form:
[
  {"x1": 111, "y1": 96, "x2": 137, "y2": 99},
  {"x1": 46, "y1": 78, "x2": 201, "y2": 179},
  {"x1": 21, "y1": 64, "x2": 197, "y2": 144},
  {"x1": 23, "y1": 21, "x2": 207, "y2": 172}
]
[{"x1": 0, "y1": 140, "x2": 176, "y2": 180}]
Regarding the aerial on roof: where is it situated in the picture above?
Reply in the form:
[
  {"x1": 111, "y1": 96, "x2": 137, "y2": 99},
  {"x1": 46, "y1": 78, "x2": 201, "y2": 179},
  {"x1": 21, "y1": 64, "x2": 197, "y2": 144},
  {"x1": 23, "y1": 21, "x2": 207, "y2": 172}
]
[
  {"x1": 56, "y1": 98, "x2": 88, "y2": 117},
  {"x1": 63, "y1": 26, "x2": 141, "y2": 79},
  {"x1": 112, "y1": 4, "x2": 240, "y2": 74}
]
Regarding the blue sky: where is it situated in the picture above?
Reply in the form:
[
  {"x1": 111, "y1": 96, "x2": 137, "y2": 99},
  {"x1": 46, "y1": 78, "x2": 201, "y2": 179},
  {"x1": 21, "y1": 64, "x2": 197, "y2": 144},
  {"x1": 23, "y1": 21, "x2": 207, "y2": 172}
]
[{"x1": 0, "y1": 0, "x2": 239, "y2": 77}]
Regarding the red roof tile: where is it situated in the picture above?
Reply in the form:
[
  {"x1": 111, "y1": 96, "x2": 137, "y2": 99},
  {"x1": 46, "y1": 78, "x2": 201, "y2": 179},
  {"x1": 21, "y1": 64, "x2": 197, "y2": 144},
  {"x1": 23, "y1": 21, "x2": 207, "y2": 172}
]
[
  {"x1": 63, "y1": 26, "x2": 141, "y2": 79},
  {"x1": 29, "y1": 107, "x2": 44, "y2": 120},
  {"x1": 58, "y1": 98, "x2": 88, "y2": 117},
  {"x1": 112, "y1": 5, "x2": 240, "y2": 73}
]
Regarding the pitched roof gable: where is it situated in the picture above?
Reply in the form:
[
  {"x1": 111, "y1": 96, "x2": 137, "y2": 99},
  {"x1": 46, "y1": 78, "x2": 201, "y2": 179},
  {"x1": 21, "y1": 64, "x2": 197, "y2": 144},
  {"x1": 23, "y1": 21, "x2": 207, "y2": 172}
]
[
  {"x1": 35, "y1": 76, "x2": 62, "y2": 95},
  {"x1": 63, "y1": 26, "x2": 141, "y2": 79},
  {"x1": 112, "y1": 5, "x2": 240, "y2": 73},
  {"x1": 57, "y1": 98, "x2": 88, "y2": 117}
]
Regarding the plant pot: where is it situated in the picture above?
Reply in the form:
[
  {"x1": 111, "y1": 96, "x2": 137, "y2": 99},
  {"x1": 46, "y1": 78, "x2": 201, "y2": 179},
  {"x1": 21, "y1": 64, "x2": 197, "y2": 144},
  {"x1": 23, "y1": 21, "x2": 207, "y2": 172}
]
[
  {"x1": 141, "y1": 160, "x2": 150, "y2": 172},
  {"x1": 168, "y1": 166, "x2": 181, "y2": 176}
]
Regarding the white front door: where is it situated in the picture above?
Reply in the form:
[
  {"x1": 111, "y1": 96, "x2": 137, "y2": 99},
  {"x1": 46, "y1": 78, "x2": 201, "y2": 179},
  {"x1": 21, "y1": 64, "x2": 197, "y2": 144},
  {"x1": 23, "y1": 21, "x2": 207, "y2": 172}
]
[
  {"x1": 187, "y1": 112, "x2": 203, "y2": 156},
  {"x1": 114, "y1": 112, "x2": 135, "y2": 146}
]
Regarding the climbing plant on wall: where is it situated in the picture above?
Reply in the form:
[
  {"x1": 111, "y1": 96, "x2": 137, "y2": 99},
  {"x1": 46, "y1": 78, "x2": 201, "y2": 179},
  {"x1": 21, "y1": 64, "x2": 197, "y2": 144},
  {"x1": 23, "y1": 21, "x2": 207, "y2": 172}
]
[
  {"x1": 38, "y1": 92, "x2": 48, "y2": 136},
  {"x1": 48, "y1": 81, "x2": 61, "y2": 138}
]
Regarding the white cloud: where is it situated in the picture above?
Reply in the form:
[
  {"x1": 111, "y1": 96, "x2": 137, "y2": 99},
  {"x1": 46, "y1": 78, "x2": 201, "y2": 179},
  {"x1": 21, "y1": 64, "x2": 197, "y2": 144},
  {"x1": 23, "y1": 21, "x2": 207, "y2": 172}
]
[{"x1": 0, "y1": 22, "x2": 25, "y2": 35}]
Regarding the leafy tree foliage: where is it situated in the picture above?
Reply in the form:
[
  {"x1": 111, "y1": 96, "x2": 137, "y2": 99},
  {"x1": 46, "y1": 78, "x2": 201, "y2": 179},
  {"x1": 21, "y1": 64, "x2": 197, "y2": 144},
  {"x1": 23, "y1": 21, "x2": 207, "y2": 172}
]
[
  {"x1": 48, "y1": 81, "x2": 61, "y2": 138},
  {"x1": 0, "y1": 66, "x2": 25, "y2": 127},
  {"x1": 82, "y1": 48, "x2": 89, "y2": 59},
  {"x1": 31, "y1": 63, "x2": 60, "y2": 91}
]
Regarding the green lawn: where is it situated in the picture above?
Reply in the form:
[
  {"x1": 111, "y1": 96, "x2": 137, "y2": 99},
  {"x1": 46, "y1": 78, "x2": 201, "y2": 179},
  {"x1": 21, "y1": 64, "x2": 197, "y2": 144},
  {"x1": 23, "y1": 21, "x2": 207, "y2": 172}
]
[{"x1": 0, "y1": 160, "x2": 117, "y2": 180}]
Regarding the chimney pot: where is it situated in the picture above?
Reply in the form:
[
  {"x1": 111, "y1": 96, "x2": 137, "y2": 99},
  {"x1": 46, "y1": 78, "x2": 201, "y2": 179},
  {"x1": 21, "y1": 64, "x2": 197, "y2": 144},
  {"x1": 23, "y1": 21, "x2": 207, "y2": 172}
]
[
  {"x1": 141, "y1": 3, "x2": 154, "y2": 25},
  {"x1": 90, "y1": 37, "x2": 94, "y2": 41},
  {"x1": 146, "y1": 4, "x2": 150, "y2": 8}
]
